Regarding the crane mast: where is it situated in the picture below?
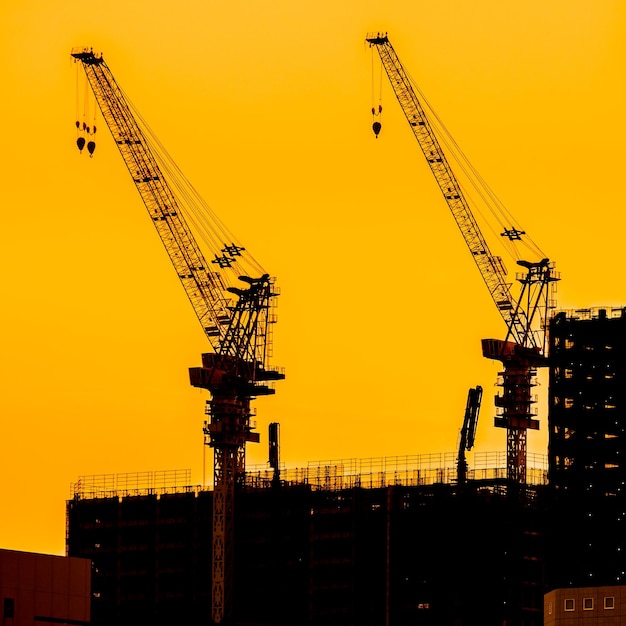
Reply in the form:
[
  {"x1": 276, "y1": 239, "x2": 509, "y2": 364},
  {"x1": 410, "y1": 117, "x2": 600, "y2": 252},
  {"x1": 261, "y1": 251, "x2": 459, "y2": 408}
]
[
  {"x1": 366, "y1": 34, "x2": 558, "y2": 485},
  {"x1": 71, "y1": 48, "x2": 284, "y2": 623}
]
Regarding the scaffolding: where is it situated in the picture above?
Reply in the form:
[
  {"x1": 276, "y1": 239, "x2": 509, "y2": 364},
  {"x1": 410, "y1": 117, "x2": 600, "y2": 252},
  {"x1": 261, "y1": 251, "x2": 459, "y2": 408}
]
[
  {"x1": 67, "y1": 455, "x2": 548, "y2": 626},
  {"x1": 69, "y1": 452, "x2": 548, "y2": 501},
  {"x1": 245, "y1": 451, "x2": 548, "y2": 490},
  {"x1": 70, "y1": 469, "x2": 194, "y2": 500}
]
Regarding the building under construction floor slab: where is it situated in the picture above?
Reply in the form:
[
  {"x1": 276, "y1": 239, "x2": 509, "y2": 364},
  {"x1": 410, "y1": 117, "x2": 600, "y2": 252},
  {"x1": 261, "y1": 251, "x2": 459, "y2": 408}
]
[{"x1": 66, "y1": 458, "x2": 547, "y2": 626}]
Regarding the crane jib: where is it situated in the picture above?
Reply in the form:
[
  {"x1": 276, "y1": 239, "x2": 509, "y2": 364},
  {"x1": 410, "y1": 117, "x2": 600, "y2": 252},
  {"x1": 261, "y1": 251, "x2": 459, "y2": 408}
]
[
  {"x1": 72, "y1": 46, "x2": 285, "y2": 371},
  {"x1": 73, "y1": 50, "x2": 242, "y2": 354},
  {"x1": 366, "y1": 33, "x2": 558, "y2": 352}
]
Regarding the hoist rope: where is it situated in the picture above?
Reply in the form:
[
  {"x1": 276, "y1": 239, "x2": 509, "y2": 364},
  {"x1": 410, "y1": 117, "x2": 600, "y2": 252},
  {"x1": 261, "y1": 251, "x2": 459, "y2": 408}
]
[
  {"x1": 119, "y1": 85, "x2": 267, "y2": 285},
  {"x1": 75, "y1": 64, "x2": 80, "y2": 130},
  {"x1": 83, "y1": 76, "x2": 89, "y2": 131},
  {"x1": 370, "y1": 47, "x2": 383, "y2": 116},
  {"x1": 401, "y1": 64, "x2": 548, "y2": 264}
]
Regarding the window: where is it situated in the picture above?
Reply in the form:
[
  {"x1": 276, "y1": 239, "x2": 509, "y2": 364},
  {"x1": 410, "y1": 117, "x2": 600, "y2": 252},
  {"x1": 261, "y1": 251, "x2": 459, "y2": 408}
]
[
  {"x1": 564, "y1": 598, "x2": 575, "y2": 611},
  {"x1": 563, "y1": 427, "x2": 575, "y2": 440},
  {"x1": 583, "y1": 597, "x2": 594, "y2": 610},
  {"x1": 604, "y1": 596, "x2": 615, "y2": 610}
]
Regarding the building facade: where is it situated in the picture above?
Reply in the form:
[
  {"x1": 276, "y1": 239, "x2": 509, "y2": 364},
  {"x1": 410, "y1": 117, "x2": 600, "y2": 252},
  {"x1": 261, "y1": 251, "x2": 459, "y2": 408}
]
[
  {"x1": 67, "y1": 460, "x2": 546, "y2": 626},
  {"x1": 545, "y1": 307, "x2": 626, "y2": 590},
  {"x1": 544, "y1": 585, "x2": 626, "y2": 625},
  {"x1": 0, "y1": 548, "x2": 91, "y2": 626}
]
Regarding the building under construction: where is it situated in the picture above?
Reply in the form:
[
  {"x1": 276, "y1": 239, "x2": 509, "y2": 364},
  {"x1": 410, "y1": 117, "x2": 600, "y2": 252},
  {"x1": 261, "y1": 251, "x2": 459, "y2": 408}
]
[
  {"x1": 66, "y1": 307, "x2": 626, "y2": 626},
  {"x1": 67, "y1": 455, "x2": 549, "y2": 626},
  {"x1": 544, "y1": 307, "x2": 626, "y2": 592}
]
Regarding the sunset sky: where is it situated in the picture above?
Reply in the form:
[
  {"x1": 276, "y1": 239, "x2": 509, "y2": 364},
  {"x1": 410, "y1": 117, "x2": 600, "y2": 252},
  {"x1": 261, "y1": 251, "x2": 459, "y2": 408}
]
[{"x1": 1, "y1": 1, "x2": 625, "y2": 556}]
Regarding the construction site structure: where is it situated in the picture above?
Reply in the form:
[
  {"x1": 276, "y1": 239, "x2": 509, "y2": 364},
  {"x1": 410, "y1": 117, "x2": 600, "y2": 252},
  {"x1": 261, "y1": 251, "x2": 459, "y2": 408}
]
[
  {"x1": 65, "y1": 302, "x2": 626, "y2": 625},
  {"x1": 67, "y1": 452, "x2": 549, "y2": 626},
  {"x1": 71, "y1": 48, "x2": 284, "y2": 624},
  {"x1": 366, "y1": 33, "x2": 560, "y2": 484}
]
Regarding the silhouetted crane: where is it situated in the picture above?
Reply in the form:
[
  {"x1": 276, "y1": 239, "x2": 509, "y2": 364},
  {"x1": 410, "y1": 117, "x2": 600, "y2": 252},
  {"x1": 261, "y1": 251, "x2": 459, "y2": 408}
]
[
  {"x1": 366, "y1": 33, "x2": 559, "y2": 484},
  {"x1": 71, "y1": 47, "x2": 284, "y2": 623}
]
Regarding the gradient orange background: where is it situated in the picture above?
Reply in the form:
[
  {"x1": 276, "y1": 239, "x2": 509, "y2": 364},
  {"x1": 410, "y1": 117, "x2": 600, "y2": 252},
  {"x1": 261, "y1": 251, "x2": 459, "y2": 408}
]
[{"x1": 1, "y1": 1, "x2": 624, "y2": 556}]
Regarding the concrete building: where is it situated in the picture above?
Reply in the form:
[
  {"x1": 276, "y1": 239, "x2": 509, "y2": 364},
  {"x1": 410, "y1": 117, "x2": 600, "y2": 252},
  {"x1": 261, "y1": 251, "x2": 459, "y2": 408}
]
[{"x1": 0, "y1": 548, "x2": 91, "y2": 626}]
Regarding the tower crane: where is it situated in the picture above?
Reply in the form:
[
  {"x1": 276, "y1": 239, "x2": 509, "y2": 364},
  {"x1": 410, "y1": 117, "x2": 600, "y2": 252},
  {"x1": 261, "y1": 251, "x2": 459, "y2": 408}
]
[
  {"x1": 71, "y1": 48, "x2": 284, "y2": 623},
  {"x1": 366, "y1": 34, "x2": 559, "y2": 485}
]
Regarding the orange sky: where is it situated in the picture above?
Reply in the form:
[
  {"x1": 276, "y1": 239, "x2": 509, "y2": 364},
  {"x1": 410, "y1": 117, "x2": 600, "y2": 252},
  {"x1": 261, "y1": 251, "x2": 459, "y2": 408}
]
[{"x1": 1, "y1": 1, "x2": 625, "y2": 556}]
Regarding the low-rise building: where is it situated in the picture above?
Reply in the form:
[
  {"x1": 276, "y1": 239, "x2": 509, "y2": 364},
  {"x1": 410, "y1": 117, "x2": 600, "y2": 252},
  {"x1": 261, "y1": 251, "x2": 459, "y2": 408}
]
[
  {"x1": 544, "y1": 585, "x2": 626, "y2": 624},
  {"x1": 0, "y1": 548, "x2": 91, "y2": 626}
]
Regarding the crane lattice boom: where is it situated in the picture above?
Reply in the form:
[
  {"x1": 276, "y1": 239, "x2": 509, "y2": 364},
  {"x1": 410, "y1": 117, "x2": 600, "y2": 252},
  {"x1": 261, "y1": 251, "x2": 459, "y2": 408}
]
[
  {"x1": 366, "y1": 34, "x2": 558, "y2": 353},
  {"x1": 71, "y1": 49, "x2": 277, "y2": 368}
]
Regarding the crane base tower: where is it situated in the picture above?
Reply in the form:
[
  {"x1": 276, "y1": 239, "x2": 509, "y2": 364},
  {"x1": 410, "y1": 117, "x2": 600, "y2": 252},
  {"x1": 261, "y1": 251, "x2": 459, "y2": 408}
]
[
  {"x1": 482, "y1": 339, "x2": 544, "y2": 485},
  {"x1": 189, "y1": 353, "x2": 284, "y2": 622}
]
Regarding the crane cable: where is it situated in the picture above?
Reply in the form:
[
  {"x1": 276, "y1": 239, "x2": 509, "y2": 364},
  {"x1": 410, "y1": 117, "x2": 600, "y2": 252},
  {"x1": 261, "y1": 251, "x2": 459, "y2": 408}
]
[
  {"x1": 370, "y1": 47, "x2": 383, "y2": 136},
  {"x1": 74, "y1": 65, "x2": 86, "y2": 151},
  {"x1": 119, "y1": 85, "x2": 267, "y2": 287},
  {"x1": 376, "y1": 51, "x2": 549, "y2": 267},
  {"x1": 74, "y1": 66, "x2": 97, "y2": 156},
  {"x1": 408, "y1": 69, "x2": 548, "y2": 264}
]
